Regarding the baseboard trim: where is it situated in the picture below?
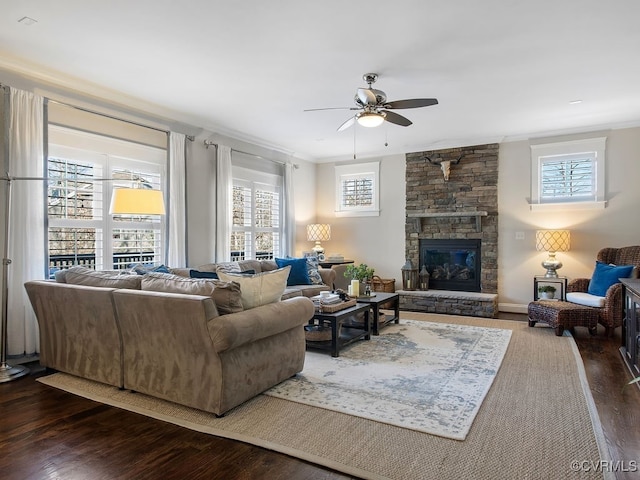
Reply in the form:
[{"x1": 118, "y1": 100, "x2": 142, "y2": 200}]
[{"x1": 498, "y1": 303, "x2": 528, "y2": 314}]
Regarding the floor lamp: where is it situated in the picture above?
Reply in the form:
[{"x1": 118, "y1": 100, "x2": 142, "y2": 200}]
[
  {"x1": 0, "y1": 175, "x2": 30, "y2": 382},
  {"x1": 0, "y1": 176, "x2": 165, "y2": 383}
]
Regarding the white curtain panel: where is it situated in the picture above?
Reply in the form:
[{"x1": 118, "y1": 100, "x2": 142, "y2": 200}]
[
  {"x1": 7, "y1": 88, "x2": 45, "y2": 355},
  {"x1": 215, "y1": 145, "x2": 232, "y2": 262},
  {"x1": 168, "y1": 132, "x2": 186, "y2": 267},
  {"x1": 283, "y1": 161, "x2": 296, "y2": 256}
]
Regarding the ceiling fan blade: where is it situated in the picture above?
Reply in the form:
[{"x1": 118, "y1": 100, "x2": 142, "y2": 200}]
[
  {"x1": 304, "y1": 107, "x2": 358, "y2": 112},
  {"x1": 384, "y1": 98, "x2": 439, "y2": 109},
  {"x1": 337, "y1": 116, "x2": 356, "y2": 132},
  {"x1": 357, "y1": 88, "x2": 377, "y2": 105},
  {"x1": 382, "y1": 110, "x2": 412, "y2": 127}
]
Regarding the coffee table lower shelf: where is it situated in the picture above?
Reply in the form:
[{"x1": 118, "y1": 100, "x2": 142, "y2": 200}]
[{"x1": 305, "y1": 303, "x2": 370, "y2": 357}]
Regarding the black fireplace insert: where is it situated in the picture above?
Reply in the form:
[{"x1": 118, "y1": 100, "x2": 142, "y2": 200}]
[{"x1": 419, "y1": 239, "x2": 481, "y2": 292}]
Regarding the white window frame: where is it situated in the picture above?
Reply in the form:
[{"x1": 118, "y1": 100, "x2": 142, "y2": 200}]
[
  {"x1": 530, "y1": 137, "x2": 606, "y2": 211},
  {"x1": 231, "y1": 165, "x2": 283, "y2": 260},
  {"x1": 334, "y1": 161, "x2": 380, "y2": 217},
  {"x1": 47, "y1": 126, "x2": 167, "y2": 271}
]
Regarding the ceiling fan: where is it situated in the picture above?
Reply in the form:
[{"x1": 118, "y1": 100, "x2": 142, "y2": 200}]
[{"x1": 305, "y1": 73, "x2": 438, "y2": 132}]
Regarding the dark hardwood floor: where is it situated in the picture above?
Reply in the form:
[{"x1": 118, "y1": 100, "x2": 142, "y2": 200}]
[{"x1": 2, "y1": 313, "x2": 639, "y2": 480}]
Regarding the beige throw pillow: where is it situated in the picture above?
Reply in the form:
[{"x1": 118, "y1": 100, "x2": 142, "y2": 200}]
[
  {"x1": 141, "y1": 272, "x2": 243, "y2": 315},
  {"x1": 217, "y1": 266, "x2": 290, "y2": 310}
]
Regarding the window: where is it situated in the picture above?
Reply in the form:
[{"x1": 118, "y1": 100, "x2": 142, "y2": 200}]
[
  {"x1": 335, "y1": 161, "x2": 380, "y2": 217},
  {"x1": 230, "y1": 165, "x2": 283, "y2": 260},
  {"x1": 530, "y1": 137, "x2": 606, "y2": 210},
  {"x1": 47, "y1": 126, "x2": 167, "y2": 275}
]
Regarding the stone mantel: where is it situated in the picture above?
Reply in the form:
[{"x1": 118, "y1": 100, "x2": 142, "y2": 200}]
[{"x1": 406, "y1": 211, "x2": 488, "y2": 232}]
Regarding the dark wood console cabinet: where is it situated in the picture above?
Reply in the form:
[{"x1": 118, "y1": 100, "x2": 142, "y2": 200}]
[{"x1": 620, "y1": 279, "x2": 640, "y2": 379}]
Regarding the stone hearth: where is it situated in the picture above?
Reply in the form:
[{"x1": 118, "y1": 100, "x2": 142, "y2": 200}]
[{"x1": 398, "y1": 290, "x2": 498, "y2": 318}]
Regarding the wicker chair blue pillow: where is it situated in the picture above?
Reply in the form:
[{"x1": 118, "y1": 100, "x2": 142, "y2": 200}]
[{"x1": 587, "y1": 261, "x2": 634, "y2": 297}]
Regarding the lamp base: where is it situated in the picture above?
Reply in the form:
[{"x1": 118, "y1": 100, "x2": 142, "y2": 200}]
[
  {"x1": 0, "y1": 362, "x2": 29, "y2": 383},
  {"x1": 541, "y1": 254, "x2": 563, "y2": 278}
]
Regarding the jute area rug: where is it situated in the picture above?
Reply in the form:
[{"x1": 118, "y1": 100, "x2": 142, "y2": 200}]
[
  {"x1": 38, "y1": 313, "x2": 611, "y2": 480},
  {"x1": 266, "y1": 319, "x2": 512, "y2": 440}
]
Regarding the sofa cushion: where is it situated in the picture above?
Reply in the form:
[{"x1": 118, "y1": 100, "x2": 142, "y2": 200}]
[
  {"x1": 282, "y1": 289, "x2": 304, "y2": 300},
  {"x1": 218, "y1": 266, "x2": 290, "y2": 310},
  {"x1": 141, "y1": 272, "x2": 243, "y2": 314},
  {"x1": 566, "y1": 292, "x2": 606, "y2": 308},
  {"x1": 64, "y1": 266, "x2": 142, "y2": 289},
  {"x1": 275, "y1": 257, "x2": 311, "y2": 286},
  {"x1": 587, "y1": 261, "x2": 634, "y2": 297},
  {"x1": 297, "y1": 284, "x2": 331, "y2": 297}
]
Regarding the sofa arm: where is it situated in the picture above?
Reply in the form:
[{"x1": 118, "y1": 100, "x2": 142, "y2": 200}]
[
  {"x1": 319, "y1": 268, "x2": 336, "y2": 288},
  {"x1": 567, "y1": 278, "x2": 590, "y2": 293},
  {"x1": 207, "y1": 296, "x2": 314, "y2": 353}
]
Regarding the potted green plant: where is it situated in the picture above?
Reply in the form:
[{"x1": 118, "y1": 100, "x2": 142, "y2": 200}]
[
  {"x1": 538, "y1": 284, "x2": 557, "y2": 299},
  {"x1": 344, "y1": 263, "x2": 375, "y2": 282},
  {"x1": 344, "y1": 263, "x2": 375, "y2": 296}
]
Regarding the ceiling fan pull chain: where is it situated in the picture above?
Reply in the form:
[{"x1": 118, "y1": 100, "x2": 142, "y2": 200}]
[{"x1": 353, "y1": 123, "x2": 357, "y2": 159}]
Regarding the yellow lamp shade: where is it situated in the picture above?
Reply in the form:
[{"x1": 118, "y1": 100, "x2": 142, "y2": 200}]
[
  {"x1": 109, "y1": 188, "x2": 166, "y2": 215},
  {"x1": 535, "y1": 230, "x2": 570, "y2": 252}
]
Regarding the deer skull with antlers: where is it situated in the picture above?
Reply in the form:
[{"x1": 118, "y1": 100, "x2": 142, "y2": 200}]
[{"x1": 425, "y1": 155, "x2": 463, "y2": 181}]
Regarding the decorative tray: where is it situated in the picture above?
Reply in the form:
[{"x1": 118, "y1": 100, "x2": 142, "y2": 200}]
[{"x1": 315, "y1": 298, "x2": 357, "y2": 313}]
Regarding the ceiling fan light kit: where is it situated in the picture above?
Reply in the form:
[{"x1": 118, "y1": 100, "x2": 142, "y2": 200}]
[
  {"x1": 357, "y1": 111, "x2": 386, "y2": 128},
  {"x1": 305, "y1": 73, "x2": 438, "y2": 131}
]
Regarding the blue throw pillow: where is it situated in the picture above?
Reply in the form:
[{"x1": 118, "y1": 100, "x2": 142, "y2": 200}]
[
  {"x1": 190, "y1": 269, "x2": 219, "y2": 279},
  {"x1": 190, "y1": 269, "x2": 256, "y2": 279},
  {"x1": 275, "y1": 257, "x2": 311, "y2": 286},
  {"x1": 587, "y1": 261, "x2": 634, "y2": 297}
]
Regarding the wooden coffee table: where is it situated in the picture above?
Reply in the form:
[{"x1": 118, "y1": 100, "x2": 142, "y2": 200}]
[
  {"x1": 355, "y1": 292, "x2": 400, "y2": 335},
  {"x1": 306, "y1": 303, "x2": 370, "y2": 357}
]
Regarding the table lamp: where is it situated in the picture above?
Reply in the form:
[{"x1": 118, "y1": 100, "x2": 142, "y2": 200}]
[
  {"x1": 306, "y1": 224, "x2": 331, "y2": 261},
  {"x1": 536, "y1": 230, "x2": 570, "y2": 278}
]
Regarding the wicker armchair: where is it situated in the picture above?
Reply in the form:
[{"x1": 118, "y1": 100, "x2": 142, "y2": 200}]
[{"x1": 567, "y1": 246, "x2": 640, "y2": 336}]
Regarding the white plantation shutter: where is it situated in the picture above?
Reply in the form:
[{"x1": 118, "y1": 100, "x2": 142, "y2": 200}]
[
  {"x1": 230, "y1": 161, "x2": 283, "y2": 260},
  {"x1": 48, "y1": 126, "x2": 166, "y2": 274},
  {"x1": 540, "y1": 153, "x2": 595, "y2": 201}
]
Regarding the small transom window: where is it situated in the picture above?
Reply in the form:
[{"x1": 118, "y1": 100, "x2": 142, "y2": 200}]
[{"x1": 530, "y1": 137, "x2": 606, "y2": 210}]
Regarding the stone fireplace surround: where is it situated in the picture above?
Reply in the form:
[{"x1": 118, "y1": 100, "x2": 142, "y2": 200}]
[{"x1": 401, "y1": 144, "x2": 499, "y2": 318}]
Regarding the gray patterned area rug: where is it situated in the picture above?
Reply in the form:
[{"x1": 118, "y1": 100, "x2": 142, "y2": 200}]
[{"x1": 266, "y1": 320, "x2": 511, "y2": 440}]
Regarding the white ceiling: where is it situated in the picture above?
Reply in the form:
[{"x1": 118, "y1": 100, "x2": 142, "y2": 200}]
[{"x1": 1, "y1": 0, "x2": 639, "y2": 162}]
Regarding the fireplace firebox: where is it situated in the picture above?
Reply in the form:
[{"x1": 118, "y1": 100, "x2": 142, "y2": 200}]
[{"x1": 419, "y1": 239, "x2": 481, "y2": 292}]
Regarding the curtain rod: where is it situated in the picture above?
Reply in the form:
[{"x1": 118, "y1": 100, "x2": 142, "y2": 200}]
[
  {"x1": 203, "y1": 141, "x2": 298, "y2": 168},
  {"x1": 1, "y1": 83, "x2": 194, "y2": 141}
]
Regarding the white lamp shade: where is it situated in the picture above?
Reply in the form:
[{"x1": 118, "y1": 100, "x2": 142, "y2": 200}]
[
  {"x1": 109, "y1": 188, "x2": 166, "y2": 215},
  {"x1": 307, "y1": 224, "x2": 331, "y2": 242},
  {"x1": 535, "y1": 230, "x2": 570, "y2": 252}
]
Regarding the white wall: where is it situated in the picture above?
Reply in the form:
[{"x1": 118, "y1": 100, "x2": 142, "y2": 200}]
[{"x1": 315, "y1": 154, "x2": 407, "y2": 287}]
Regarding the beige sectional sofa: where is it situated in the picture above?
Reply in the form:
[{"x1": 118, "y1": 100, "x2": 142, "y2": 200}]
[{"x1": 25, "y1": 260, "x2": 321, "y2": 416}]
